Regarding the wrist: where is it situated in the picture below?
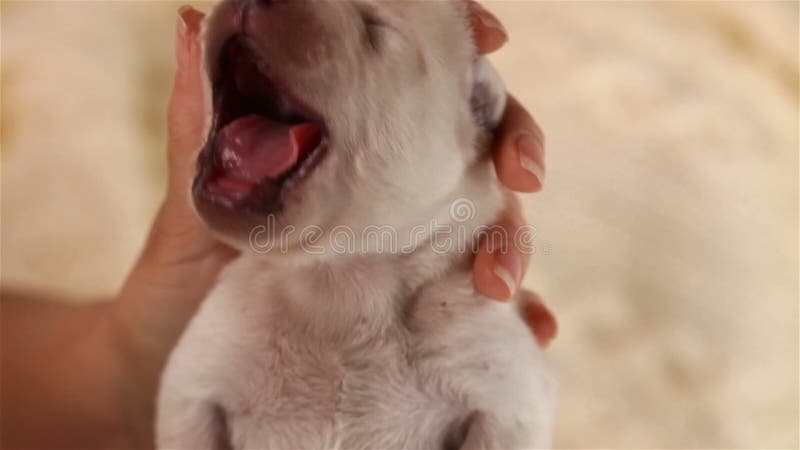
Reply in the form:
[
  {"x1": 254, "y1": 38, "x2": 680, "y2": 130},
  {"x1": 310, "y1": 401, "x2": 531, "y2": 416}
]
[{"x1": 92, "y1": 304, "x2": 157, "y2": 449}]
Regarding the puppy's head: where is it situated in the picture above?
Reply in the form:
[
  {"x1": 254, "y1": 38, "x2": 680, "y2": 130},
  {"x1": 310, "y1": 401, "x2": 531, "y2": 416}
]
[{"x1": 194, "y1": 0, "x2": 506, "y2": 253}]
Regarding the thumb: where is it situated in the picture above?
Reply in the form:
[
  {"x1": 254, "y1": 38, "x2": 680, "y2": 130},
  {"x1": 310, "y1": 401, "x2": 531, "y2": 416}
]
[{"x1": 167, "y1": 6, "x2": 207, "y2": 191}]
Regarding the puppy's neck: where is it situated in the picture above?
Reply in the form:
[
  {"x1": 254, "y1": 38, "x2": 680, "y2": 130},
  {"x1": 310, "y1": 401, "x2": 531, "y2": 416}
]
[{"x1": 254, "y1": 160, "x2": 504, "y2": 342}]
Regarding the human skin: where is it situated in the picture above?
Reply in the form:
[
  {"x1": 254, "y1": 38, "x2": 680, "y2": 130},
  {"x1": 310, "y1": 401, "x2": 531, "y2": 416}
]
[{"x1": 0, "y1": 3, "x2": 553, "y2": 449}]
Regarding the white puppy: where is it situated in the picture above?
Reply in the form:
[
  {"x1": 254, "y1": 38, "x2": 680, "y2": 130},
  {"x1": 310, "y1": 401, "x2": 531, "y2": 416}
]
[{"x1": 157, "y1": 1, "x2": 557, "y2": 448}]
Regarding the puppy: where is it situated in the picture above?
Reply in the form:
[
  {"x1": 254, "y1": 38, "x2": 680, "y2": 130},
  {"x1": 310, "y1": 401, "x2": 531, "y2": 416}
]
[{"x1": 157, "y1": 1, "x2": 557, "y2": 448}]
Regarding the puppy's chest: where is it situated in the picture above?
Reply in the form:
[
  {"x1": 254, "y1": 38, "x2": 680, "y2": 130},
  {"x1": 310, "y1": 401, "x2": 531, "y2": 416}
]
[
  {"x1": 211, "y1": 262, "x2": 460, "y2": 448},
  {"x1": 219, "y1": 313, "x2": 452, "y2": 448}
]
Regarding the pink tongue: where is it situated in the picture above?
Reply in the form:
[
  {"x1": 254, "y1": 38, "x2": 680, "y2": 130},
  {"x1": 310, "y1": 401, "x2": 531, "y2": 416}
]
[{"x1": 213, "y1": 115, "x2": 321, "y2": 194}]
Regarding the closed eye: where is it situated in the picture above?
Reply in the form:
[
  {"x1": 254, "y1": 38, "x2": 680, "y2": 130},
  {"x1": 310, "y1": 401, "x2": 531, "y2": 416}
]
[{"x1": 358, "y1": 5, "x2": 394, "y2": 52}]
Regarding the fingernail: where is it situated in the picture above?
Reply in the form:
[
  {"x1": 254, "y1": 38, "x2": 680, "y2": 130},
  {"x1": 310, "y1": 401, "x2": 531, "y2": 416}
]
[
  {"x1": 492, "y1": 265, "x2": 516, "y2": 300},
  {"x1": 492, "y1": 247, "x2": 521, "y2": 300},
  {"x1": 517, "y1": 133, "x2": 545, "y2": 186}
]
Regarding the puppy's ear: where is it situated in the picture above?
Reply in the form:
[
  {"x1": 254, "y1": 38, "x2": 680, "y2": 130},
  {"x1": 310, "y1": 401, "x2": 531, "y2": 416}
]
[{"x1": 470, "y1": 57, "x2": 507, "y2": 130}]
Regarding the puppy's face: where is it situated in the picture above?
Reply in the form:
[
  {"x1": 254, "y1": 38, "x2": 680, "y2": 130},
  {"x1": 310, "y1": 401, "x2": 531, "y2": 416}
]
[{"x1": 194, "y1": 0, "x2": 503, "y2": 253}]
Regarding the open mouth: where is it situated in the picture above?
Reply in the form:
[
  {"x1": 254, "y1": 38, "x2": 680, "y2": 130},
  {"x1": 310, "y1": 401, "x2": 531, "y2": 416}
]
[{"x1": 194, "y1": 36, "x2": 327, "y2": 213}]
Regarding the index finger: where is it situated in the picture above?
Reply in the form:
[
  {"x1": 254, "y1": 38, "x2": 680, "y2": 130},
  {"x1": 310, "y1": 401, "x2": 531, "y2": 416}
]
[
  {"x1": 467, "y1": 1, "x2": 508, "y2": 55},
  {"x1": 493, "y1": 95, "x2": 546, "y2": 192}
]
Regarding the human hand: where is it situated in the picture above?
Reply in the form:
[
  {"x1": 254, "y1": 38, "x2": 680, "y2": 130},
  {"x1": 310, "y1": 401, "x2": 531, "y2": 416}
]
[
  {"x1": 468, "y1": 1, "x2": 556, "y2": 347},
  {"x1": 110, "y1": 8, "x2": 237, "y2": 444}
]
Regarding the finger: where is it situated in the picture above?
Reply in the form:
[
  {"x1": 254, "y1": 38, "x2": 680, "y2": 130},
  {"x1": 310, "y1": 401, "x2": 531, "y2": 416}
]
[
  {"x1": 520, "y1": 290, "x2": 558, "y2": 347},
  {"x1": 169, "y1": 6, "x2": 205, "y2": 136},
  {"x1": 174, "y1": 6, "x2": 204, "y2": 84},
  {"x1": 493, "y1": 95, "x2": 546, "y2": 193},
  {"x1": 467, "y1": 1, "x2": 508, "y2": 55},
  {"x1": 474, "y1": 194, "x2": 531, "y2": 301},
  {"x1": 167, "y1": 6, "x2": 207, "y2": 189}
]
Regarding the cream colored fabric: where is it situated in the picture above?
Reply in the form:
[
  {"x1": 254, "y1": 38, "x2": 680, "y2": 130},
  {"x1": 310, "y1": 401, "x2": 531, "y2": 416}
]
[{"x1": 1, "y1": 1, "x2": 797, "y2": 447}]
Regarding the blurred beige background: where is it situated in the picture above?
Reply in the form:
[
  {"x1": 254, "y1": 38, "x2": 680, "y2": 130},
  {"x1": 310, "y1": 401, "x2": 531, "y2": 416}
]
[{"x1": 1, "y1": 1, "x2": 798, "y2": 448}]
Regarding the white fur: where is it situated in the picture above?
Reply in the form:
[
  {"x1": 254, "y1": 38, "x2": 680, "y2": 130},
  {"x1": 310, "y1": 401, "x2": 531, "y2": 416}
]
[{"x1": 157, "y1": 1, "x2": 557, "y2": 448}]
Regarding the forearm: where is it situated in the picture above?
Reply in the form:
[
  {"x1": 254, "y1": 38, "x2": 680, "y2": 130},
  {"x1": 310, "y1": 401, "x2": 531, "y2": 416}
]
[{"x1": 0, "y1": 293, "x2": 143, "y2": 449}]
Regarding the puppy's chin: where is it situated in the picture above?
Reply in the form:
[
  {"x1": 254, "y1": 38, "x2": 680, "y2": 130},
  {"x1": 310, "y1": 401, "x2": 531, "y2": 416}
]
[{"x1": 192, "y1": 191, "x2": 322, "y2": 257}]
